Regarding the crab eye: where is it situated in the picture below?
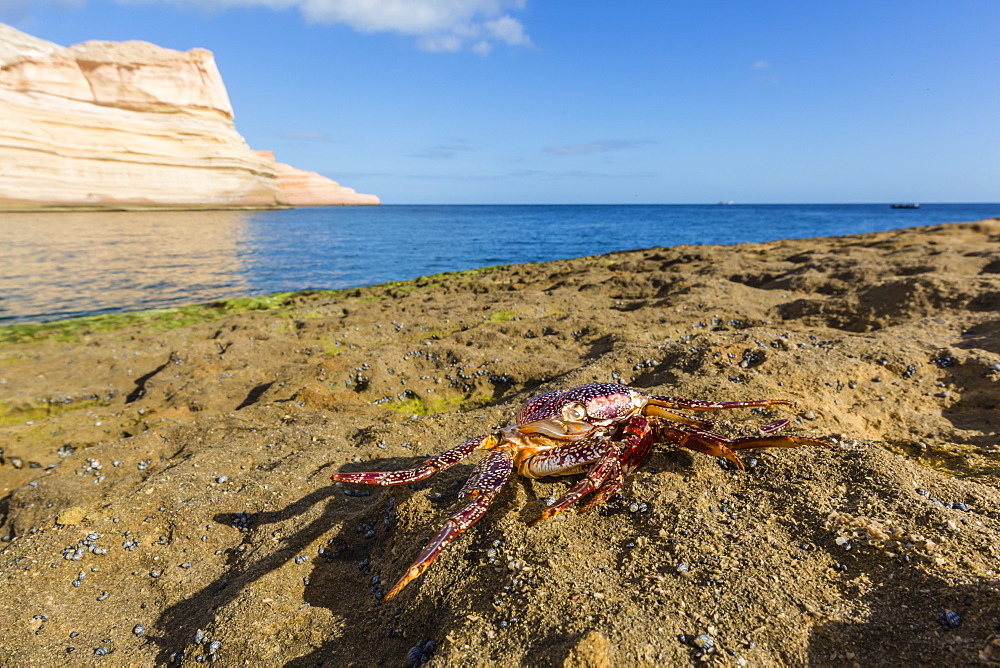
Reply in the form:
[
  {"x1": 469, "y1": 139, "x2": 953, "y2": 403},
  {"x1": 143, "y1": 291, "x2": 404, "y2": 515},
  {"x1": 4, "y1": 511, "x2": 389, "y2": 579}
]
[{"x1": 562, "y1": 402, "x2": 587, "y2": 421}]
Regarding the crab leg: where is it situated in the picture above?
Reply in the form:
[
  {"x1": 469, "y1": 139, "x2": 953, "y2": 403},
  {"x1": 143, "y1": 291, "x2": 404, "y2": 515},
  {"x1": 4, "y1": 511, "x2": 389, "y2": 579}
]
[
  {"x1": 618, "y1": 415, "x2": 656, "y2": 472},
  {"x1": 760, "y1": 418, "x2": 791, "y2": 435},
  {"x1": 383, "y1": 449, "x2": 513, "y2": 601},
  {"x1": 648, "y1": 395, "x2": 793, "y2": 412},
  {"x1": 727, "y1": 433, "x2": 830, "y2": 451},
  {"x1": 659, "y1": 422, "x2": 828, "y2": 469},
  {"x1": 330, "y1": 433, "x2": 498, "y2": 486},
  {"x1": 577, "y1": 416, "x2": 655, "y2": 513},
  {"x1": 659, "y1": 424, "x2": 747, "y2": 470},
  {"x1": 528, "y1": 443, "x2": 624, "y2": 526},
  {"x1": 576, "y1": 467, "x2": 627, "y2": 515},
  {"x1": 643, "y1": 405, "x2": 719, "y2": 429}
]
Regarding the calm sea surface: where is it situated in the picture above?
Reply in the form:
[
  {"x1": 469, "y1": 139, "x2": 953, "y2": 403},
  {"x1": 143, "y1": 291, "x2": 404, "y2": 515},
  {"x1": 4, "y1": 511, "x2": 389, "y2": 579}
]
[{"x1": 1, "y1": 203, "x2": 998, "y2": 325}]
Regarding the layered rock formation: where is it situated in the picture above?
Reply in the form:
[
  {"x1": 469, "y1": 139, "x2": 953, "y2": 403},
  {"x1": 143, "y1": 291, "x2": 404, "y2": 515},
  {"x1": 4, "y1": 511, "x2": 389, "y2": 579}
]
[
  {"x1": 256, "y1": 151, "x2": 380, "y2": 206},
  {"x1": 0, "y1": 24, "x2": 377, "y2": 209}
]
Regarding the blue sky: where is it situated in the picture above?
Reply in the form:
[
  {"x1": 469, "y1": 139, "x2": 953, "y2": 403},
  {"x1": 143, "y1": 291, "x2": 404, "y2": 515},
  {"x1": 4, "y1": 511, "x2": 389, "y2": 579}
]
[{"x1": 3, "y1": 0, "x2": 999, "y2": 204}]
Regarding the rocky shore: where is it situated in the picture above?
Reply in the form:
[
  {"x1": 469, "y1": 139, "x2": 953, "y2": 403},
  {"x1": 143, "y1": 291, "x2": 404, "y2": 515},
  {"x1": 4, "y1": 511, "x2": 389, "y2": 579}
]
[{"x1": 1, "y1": 220, "x2": 998, "y2": 665}]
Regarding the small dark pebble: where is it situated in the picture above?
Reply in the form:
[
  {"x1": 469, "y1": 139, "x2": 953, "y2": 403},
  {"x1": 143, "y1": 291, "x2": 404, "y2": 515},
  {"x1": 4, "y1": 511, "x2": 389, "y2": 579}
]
[
  {"x1": 937, "y1": 610, "x2": 961, "y2": 629},
  {"x1": 133, "y1": 624, "x2": 145, "y2": 637},
  {"x1": 94, "y1": 647, "x2": 109, "y2": 655},
  {"x1": 932, "y1": 354, "x2": 957, "y2": 368},
  {"x1": 232, "y1": 512, "x2": 252, "y2": 531},
  {"x1": 407, "y1": 638, "x2": 436, "y2": 665}
]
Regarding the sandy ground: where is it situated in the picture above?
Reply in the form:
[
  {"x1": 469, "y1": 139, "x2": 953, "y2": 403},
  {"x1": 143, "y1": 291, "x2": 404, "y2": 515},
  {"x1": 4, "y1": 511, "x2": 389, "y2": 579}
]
[{"x1": 1, "y1": 219, "x2": 999, "y2": 666}]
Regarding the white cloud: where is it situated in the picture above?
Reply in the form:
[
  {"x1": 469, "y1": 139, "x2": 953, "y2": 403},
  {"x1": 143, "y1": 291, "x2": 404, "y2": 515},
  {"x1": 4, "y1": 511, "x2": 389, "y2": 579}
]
[
  {"x1": 471, "y1": 40, "x2": 493, "y2": 56},
  {"x1": 302, "y1": 0, "x2": 533, "y2": 53},
  {"x1": 484, "y1": 14, "x2": 531, "y2": 46},
  {"x1": 40, "y1": 0, "x2": 533, "y2": 53},
  {"x1": 752, "y1": 60, "x2": 770, "y2": 69},
  {"x1": 417, "y1": 32, "x2": 465, "y2": 52}
]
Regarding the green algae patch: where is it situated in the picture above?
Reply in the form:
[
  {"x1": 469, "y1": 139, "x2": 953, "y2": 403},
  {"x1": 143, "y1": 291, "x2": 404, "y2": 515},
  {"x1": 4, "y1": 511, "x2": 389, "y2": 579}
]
[
  {"x1": 0, "y1": 303, "x2": 221, "y2": 345},
  {"x1": 0, "y1": 397, "x2": 112, "y2": 426},
  {"x1": 486, "y1": 310, "x2": 519, "y2": 322},
  {"x1": 0, "y1": 401, "x2": 52, "y2": 426},
  {"x1": 380, "y1": 393, "x2": 493, "y2": 416},
  {"x1": 0, "y1": 264, "x2": 519, "y2": 347},
  {"x1": 365, "y1": 264, "x2": 511, "y2": 299},
  {"x1": 0, "y1": 290, "x2": 348, "y2": 346},
  {"x1": 311, "y1": 335, "x2": 348, "y2": 356}
]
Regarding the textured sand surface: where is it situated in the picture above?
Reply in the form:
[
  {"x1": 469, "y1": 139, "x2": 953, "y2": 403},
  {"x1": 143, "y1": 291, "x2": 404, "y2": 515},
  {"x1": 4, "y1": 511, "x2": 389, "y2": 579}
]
[{"x1": 1, "y1": 219, "x2": 998, "y2": 665}]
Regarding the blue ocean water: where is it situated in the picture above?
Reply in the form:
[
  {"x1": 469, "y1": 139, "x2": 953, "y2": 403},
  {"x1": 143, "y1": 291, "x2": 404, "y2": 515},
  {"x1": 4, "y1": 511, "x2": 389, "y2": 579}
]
[{"x1": 1, "y1": 203, "x2": 997, "y2": 325}]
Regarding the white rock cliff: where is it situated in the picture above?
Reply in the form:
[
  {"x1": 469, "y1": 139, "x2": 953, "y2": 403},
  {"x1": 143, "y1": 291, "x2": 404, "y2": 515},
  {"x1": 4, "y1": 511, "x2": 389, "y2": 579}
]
[
  {"x1": 254, "y1": 151, "x2": 380, "y2": 207},
  {"x1": 0, "y1": 24, "x2": 378, "y2": 208}
]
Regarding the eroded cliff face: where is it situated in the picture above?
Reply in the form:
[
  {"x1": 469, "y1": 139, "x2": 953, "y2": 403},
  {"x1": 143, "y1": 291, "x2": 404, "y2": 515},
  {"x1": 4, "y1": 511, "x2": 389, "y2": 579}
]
[
  {"x1": 0, "y1": 24, "x2": 377, "y2": 209},
  {"x1": 255, "y1": 151, "x2": 380, "y2": 206}
]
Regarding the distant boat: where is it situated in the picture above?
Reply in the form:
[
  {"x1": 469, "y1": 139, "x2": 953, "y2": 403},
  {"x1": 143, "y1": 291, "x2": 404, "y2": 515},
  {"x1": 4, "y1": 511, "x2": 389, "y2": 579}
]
[
  {"x1": 891, "y1": 203, "x2": 920, "y2": 209},
  {"x1": 717, "y1": 200, "x2": 735, "y2": 205}
]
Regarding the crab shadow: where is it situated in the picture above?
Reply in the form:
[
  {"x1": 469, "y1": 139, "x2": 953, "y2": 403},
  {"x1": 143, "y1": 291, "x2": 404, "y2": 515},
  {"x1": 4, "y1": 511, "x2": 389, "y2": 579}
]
[
  {"x1": 145, "y1": 479, "x2": 338, "y2": 663},
  {"x1": 146, "y1": 456, "x2": 448, "y2": 664},
  {"x1": 288, "y1": 458, "x2": 528, "y2": 666}
]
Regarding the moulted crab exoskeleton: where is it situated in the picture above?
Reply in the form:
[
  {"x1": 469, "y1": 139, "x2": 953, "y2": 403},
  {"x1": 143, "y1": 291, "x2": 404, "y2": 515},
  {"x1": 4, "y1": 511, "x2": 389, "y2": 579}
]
[{"x1": 331, "y1": 382, "x2": 827, "y2": 601}]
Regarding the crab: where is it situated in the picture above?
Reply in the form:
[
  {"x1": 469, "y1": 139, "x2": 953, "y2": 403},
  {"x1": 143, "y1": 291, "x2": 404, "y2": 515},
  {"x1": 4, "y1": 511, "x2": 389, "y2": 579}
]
[{"x1": 331, "y1": 382, "x2": 827, "y2": 601}]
